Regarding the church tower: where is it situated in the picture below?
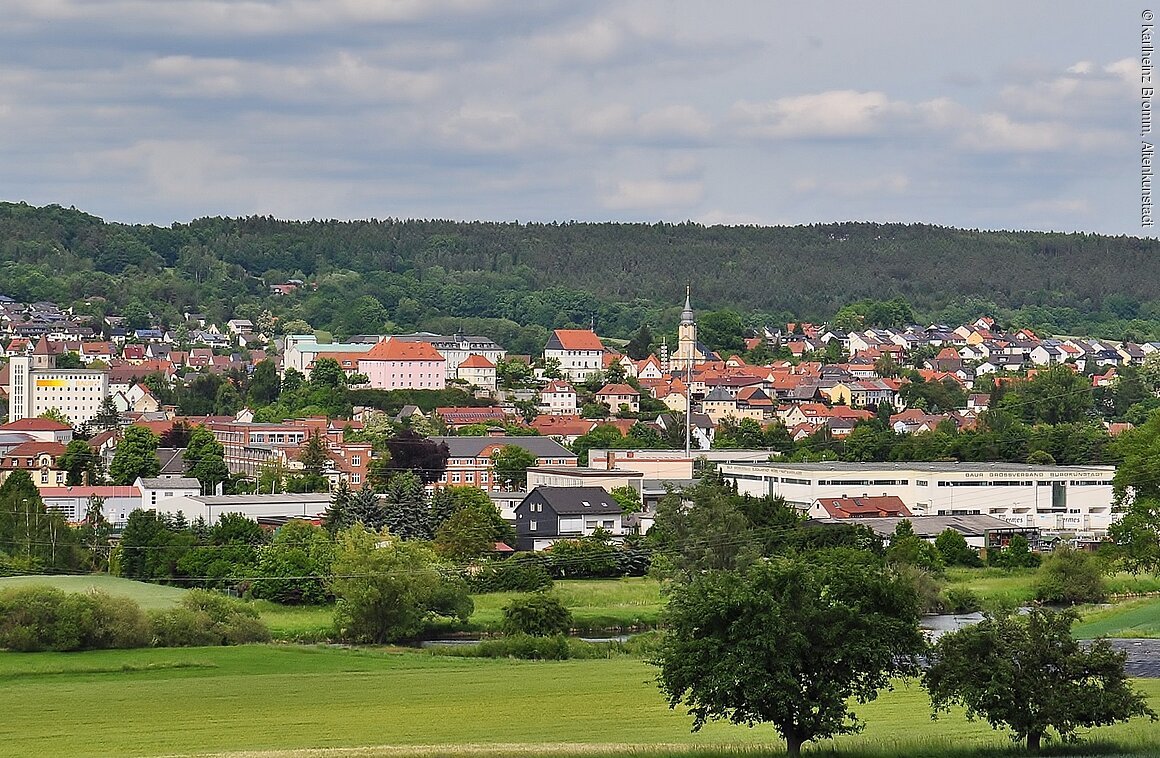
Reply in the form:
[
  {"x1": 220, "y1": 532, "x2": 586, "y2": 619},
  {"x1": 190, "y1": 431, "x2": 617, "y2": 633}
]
[
  {"x1": 678, "y1": 285, "x2": 696, "y2": 355},
  {"x1": 671, "y1": 285, "x2": 699, "y2": 373}
]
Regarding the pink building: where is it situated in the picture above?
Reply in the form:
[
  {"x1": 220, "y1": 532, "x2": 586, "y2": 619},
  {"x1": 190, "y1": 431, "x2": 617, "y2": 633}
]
[{"x1": 359, "y1": 338, "x2": 447, "y2": 390}]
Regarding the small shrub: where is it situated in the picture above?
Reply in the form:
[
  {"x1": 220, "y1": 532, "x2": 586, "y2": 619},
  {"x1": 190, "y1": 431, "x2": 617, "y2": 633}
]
[
  {"x1": 0, "y1": 587, "x2": 151, "y2": 652},
  {"x1": 466, "y1": 557, "x2": 553, "y2": 593},
  {"x1": 1035, "y1": 547, "x2": 1108, "y2": 605},
  {"x1": 943, "y1": 587, "x2": 982, "y2": 614},
  {"x1": 150, "y1": 590, "x2": 270, "y2": 647},
  {"x1": 501, "y1": 593, "x2": 573, "y2": 636},
  {"x1": 475, "y1": 634, "x2": 571, "y2": 659}
]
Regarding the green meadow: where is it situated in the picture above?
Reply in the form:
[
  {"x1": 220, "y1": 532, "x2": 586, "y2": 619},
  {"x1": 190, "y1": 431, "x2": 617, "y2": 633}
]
[
  {"x1": 0, "y1": 573, "x2": 189, "y2": 610},
  {"x1": 0, "y1": 645, "x2": 1158, "y2": 758}
]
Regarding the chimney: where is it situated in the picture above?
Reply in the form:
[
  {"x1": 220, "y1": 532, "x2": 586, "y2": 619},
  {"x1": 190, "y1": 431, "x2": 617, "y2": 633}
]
[{"x1": 606, "y1": 451, "x2": 616, "y2": 471}]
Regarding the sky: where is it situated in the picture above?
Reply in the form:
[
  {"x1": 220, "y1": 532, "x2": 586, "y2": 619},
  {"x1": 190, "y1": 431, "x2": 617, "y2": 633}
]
[{"x1": 0, "y1": 1, "x2": 1147, "y2": 235}]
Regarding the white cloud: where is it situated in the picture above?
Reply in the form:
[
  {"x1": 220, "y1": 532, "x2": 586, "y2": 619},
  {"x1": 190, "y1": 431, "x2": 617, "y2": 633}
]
[
  {"x1": 601, "y1": 179, "x2": 703, "y2": 210},
  {"x1": 792, "y1": 173, "x2": 910, "y2": 197},
  {"x1": 1105, "y1": 58, "x2": 1140, "y2": 85},
  {"x1": 730, "y1": 90, "x2": 905, "y2": 139}
]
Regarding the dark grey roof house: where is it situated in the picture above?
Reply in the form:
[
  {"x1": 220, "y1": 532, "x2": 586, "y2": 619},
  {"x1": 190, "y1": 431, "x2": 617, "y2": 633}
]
[{"x1": 513, "y1": 485, "x2": 624, "y2": 550}]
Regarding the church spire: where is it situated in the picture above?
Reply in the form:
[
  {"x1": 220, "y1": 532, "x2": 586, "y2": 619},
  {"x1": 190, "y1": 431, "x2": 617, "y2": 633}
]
[{"x1": 681, "y1": 284, "x2": 694, "y2": 324}]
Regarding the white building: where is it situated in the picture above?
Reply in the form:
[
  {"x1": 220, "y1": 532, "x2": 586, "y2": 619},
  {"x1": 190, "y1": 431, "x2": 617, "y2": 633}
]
[
  {"x1": 393, "y1": 333, "x2": 506, "y2": 379},
  {"x1": 7, "y1": 354, "x2": 109, "y2": 426},
  {"x1": 152, "y1": 492, "x2": 332, "y2": 524},
  {"x1": 539, "y1": 380, "x2": 579, "y2": 415},
  {"x1": 719, "y1": 461, "x2": 1117, "y2": 534},
  {"x1": 282, "y1": 334, "x2": 373, "y2": 375},
  {"x1": 135, "y1": 476, "x2": 204, "y2": 509},
  {"x1": 543, "y1": 329, "x2": 606, "y2": 381}
]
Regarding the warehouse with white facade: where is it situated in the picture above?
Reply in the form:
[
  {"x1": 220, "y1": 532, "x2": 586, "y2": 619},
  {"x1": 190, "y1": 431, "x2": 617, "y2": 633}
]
[{"x1": 718, "y1": 461, "x2": 1117, "y2": 534}]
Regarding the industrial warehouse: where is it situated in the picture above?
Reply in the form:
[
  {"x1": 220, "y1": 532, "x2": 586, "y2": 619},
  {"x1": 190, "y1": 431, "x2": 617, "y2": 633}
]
[{"x1": 718, "y1": 461, "x2": 1118, "y2": 535}]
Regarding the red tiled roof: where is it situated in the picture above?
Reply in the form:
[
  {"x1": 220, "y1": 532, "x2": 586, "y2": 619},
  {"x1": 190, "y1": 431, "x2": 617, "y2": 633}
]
[
  {"x1": 458, "y1": 353, "x2": 495, "y2": 369},
  {"x1": 1, "y1": 418, "x2": 71, "y2": 432},
  {"x1": 815, "y1": 496, "x2": 912, "y2": 519},
  {"x1": 4, "y1": 441, "x2": 66, "y2": 458},
  {"x1": 363, "y1": 338, "x2": 445, "y2": 362},
  {"x1": 596, "y1": 383, "x2": 639, "y2": 397},
  {"x1": 551, "y1": 329, "x2": 604, "y2": 351},
  {"x1": 530, "y1": 415, "x2": 596, "y2": 436}
]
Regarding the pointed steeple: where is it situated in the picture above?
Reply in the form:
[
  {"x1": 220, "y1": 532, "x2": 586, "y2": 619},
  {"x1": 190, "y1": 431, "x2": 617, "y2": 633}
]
[{"x1": 681, "y1": 285, "x2": 694, "y2": 324}]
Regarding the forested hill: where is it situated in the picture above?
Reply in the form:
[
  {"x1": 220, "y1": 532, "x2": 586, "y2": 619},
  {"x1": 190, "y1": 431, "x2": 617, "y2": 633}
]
[{"x1": 2, "y1": 201, "x2": 1159, "y2": 345}]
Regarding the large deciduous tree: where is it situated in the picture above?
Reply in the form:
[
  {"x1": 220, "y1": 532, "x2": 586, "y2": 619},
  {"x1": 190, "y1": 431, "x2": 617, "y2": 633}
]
[
  {"x1": 925, "y1": 608, "x2": 1156, "y2": 751},
  {"x1": 1109, "y1": 411, "x2": 1160, "y2": 573},
  {"x1": 331, "y1": 526, "x2": 473, "y2": 643},
  {"x1": 109, "y1": 426, "x2": 161, "y2": 485},
  {"x1": 383, "y1": 428, "x2": 449, "y2": 484},
  {"x1": 653, "y1": 555, "x2": 924, "y2": 758},
  {"x1": 184, "y1": 426, "x2": 231, "y2": 495},
  {"x1": 491, "y1": 444, "x2": 536, "y2": 490},
  {"x1": 58, "y1": 438, "x2": 101, "y2": 486}
]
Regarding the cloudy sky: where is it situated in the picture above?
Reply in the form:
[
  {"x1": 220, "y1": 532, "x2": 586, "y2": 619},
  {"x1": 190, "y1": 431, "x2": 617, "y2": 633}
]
[{"x1": 0, "y1": 1, "x2": 1145, "y2": 235}]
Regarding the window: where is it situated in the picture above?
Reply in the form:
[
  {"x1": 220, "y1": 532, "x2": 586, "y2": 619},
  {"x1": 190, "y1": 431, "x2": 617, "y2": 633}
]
[
  {"x1": 529, "y1": 520, "x2": 537, "y2": 531},
  {"x1": 351, "y1": 473, "x2": 361, "y2": 484},
  {"x1": 351, "y1": 455, "x2": 361, "y2": 467}
]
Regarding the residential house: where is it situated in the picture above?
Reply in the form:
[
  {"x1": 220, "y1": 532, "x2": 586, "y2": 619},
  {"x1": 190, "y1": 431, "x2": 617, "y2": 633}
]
[
  {"x1": 808, "y1": 495, "x2": 912, "y2": 520},
  {"x1": 0, "y1": 440, "x2": 67, "y2": 489},
  {"x1": 543, "y1": 329, "x2": 606, "y2": 381},
  {"x1": 455, "y1": 353, "x2": 497, "y2": 392},
  {"x1": 539, "y1": 380, "x2": 579, "y2": 415},
  {"x1": 529, "y1": 415, "x2": 597, "y2": 445},
  {"x1": 513, "y1": 485, "x2": 624, "y2": 551},
  {"x1": 595, "y1": 383, "x2": 639, "y2": 415}
]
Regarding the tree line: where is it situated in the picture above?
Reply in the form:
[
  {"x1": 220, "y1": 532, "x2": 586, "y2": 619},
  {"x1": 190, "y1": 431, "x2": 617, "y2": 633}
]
[{"x1": 6, "y1": 202, "x2": 1160, "y2": 350}]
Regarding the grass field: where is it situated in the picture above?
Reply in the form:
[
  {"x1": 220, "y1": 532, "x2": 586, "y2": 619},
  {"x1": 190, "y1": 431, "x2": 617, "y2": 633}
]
[
  {"x1": 0, "y1": 645, "x2": 1157, "y2": 758},
  {"x1": 467, "y1": 577, "x2": 665, "y2": 632},
  {"x1": 1075, "y1": 598, "x2": 1160, "y2": 639},
  {"x1": 0, "y1": 574, "x2": 188, "y2": 610},
  {"x1": 944, "y1": 568, "x2": 1160, "y2": 608}
]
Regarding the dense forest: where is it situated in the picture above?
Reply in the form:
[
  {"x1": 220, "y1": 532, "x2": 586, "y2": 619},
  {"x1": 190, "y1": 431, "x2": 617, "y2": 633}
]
[{"x1": 3, "y1": 201, "x2": 1160, "y2": 351}]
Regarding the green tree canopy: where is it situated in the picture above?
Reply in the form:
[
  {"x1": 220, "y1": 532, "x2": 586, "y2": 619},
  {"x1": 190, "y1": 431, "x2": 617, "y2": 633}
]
[
  {"x1": 653, "y1": 554, "x2": 924, "y2": 757},
  {"x1": 109, "y1": 426, "x2": 161, "y2": 485},
  {"x1": 926, "y1": 608, "x2": 1156, "y2": 751},
  {"x1": 331, "y1": 526, "x2": 473, "y2": 643},
  {"x1": 491, "y1": 445, "x2": 537, "y2": 490}
]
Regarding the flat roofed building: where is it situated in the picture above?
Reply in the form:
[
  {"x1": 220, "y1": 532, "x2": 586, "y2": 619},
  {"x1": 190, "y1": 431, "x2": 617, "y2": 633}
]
[
  {"x1": 526, "y1": 465, "x2": 643, "y2": 493},
  {"x1": 719, "y1": 461, "x2": 1116, "y2": 535}
]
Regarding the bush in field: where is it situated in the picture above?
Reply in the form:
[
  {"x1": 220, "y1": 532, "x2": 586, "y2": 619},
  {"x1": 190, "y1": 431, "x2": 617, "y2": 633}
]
[
  {"x1": 1035, "y1": 546, "x2": 1108, "y2": 604},
  {"x1": 501, "y1": 593, "x2": 573, "y2": 636},
  {"x1": 0, "y1": 586, "x2": 150, "y2": 651},
  {"x1": 474, "y1": 634, "x2": 571, "y2": 660},
  {"x1": 943, "y1": 587, "x2": 983, "y2": 614},
  {"x1": 466, "y1": 556, "x2": 553, "y2": 593},
  {"x1": 331, "y1": 526, "x2": 473, "y2": 643},
  {"x1": 934, "y1": 529, "x2": 983, "y2": 568},
  {"x1": 149, "y1": 590, "x2": 271, "y2": 647}
]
